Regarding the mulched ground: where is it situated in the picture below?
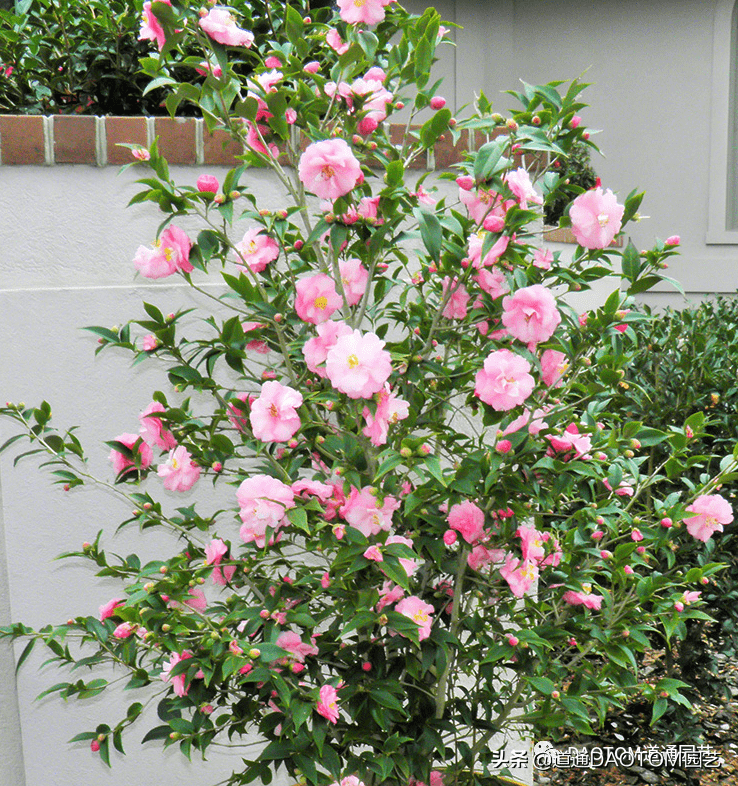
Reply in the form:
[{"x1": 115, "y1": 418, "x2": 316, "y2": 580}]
[{"x1": 533, "y1": 649, "x2": 738, "y2": 786}]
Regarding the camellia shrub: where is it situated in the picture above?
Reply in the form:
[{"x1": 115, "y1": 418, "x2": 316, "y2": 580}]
[{"x1": 2, "y1": 2, "x2": 737, "y2": 786}]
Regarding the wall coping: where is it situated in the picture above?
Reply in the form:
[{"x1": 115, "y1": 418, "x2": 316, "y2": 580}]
[{"x1": 0, "y1": 115, "x2": 506, "y2": 169}]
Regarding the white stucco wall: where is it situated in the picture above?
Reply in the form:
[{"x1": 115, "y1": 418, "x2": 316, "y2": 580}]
[{"x1": 407, "y1": 0, "x2": 738, "y2": 307}]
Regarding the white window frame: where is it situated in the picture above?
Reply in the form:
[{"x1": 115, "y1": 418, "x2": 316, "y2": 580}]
[{"x1": 707, "y1": 0, "x2": 738, "y2": 243}]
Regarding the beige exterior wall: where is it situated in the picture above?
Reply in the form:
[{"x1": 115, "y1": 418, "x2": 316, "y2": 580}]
[{"x1": 408, "y1": 0, "x2": 738, "y2": 306}]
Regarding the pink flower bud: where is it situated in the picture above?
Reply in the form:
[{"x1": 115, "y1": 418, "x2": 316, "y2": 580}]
[
  {"x1": 197, "y1": 174, "x2": 219, "y2": 193},
  {"x1": 265, "y1": 56, "x2": 282, "y2": 68},
  {"x1": 291, "y1": 662, "x2": 305, "y2": 674},
  {"x1": 591, "y1": 530, "x2": 604, "y2": 541},
  {"x1": 600, "y1": 550, "x2": 612, "y2": 560},
  {"x1": 496, "y1": 439, "x2": 512, "y2": 454},
  {"x1": 624, "y1": 565, "x2": 634, "y2": 575},
  {"x1": 701, "y1": 577, "x2": 709, "y2": 585},
  {"x1": 674, "y1": 601, "x2": 684, "y2": 612},
  {"x1": 259, "y1": 609, "x2": 270, "y2": 619},
  {"x1": 304, "y1": 61, "x2": 320, "y2": 74},
  {"x1": 636, "y1": 546, "x2": 646, "y2": 554},
  {"x1": 362, "y1": 661, "x2": 372, "y2": 672},
  {"x1": 321, "y1": 572, "x2": 331, "y2": 588},
  {"x1": 443, "y1": 530, "x2": 457, "y2": 546},
  {"x1": 507, "y1": 635, "x2": 519, "y2": 646},
  {"x1": 90, "y1": 740, "x2": 100, "y2": 752},
  {"x1": 631, "y1": 528, "x2": 643, "y2": 542},
  {"x1": 430, "y1": 96, "x2": 447, "y2": 110},
  {"x1": 395, "y1": 101, "x2": 404, "y2": 110},
  {"x1": 211, "y1": 461, "x2": 223, "y2": 473},
  {"x1": 456, "y1": 175, "x2": 475, "y2": 191},
  {"x1": 570, "y1": 115, "x2": 582, "y2": 129}
]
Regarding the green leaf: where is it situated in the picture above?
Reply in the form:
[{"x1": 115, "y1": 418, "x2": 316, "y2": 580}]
[
  {"x1": 414, "y1": 208, "x2": 442, "y2": 260},
  {"x1": 15, "y1": 639, "x2": 35, "y2": 673},
  {"x1": 419, "y1": 108, "x2": 451, "y2": 148}
]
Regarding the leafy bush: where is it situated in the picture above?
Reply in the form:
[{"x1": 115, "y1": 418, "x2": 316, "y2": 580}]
[
  {"x1": 0, "y1": 0, "x2": 333, "y2": 114},
  {"x1": 612, "y1": 296, "x2": 738, "y2": 735}
]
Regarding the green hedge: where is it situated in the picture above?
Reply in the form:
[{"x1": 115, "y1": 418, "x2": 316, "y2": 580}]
[{"x1": 0, "y1": 0, "x2": 333, "y2": 115}]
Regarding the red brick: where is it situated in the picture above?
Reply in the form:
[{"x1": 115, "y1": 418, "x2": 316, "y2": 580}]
[
  {"x1": 54, "y1": 115, "x2": 96, "y2": 164},
  {"x1": 155, "y1": 117, "x2": 196, "y2": 164},
  {"x1": 0, "y1": 115, "x2": 45, "y2": 165},
  {"x1": 106, "y1": 116, "x2": 148, "y2": 165},
  {"x1": 203, "y1": 127, "x2": 241, "y2": 166}
]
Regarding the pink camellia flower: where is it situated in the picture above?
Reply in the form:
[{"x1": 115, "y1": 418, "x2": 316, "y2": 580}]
[
  {"x1": 161, "y1": 651, "x2": 197, "y2": 697},
  {"x1": 325, "y1": 28, "x2": 349, "y2": 54},
  {"x1": 684, "y1": 494, "x2": 733, "y2": 542},
  {"x1": 183, "y1": 586, "x2": 207, "y2": 613},
  {"x1": 503, "y1": 168, "x2": 543, "y2": 209},
  {"x1": 474, "y1": 349, "x2": 535, "y2": 411},
  {"x1": 395, "y1": 595, "x2": 434, "y2": 641},
  {"x1": 99, "y1": 598, "x2": 124, "y2": 622},
  {"x1": 682, "y1": 590, "x2": 701, "y2": 605},
  {"x1": 665, "y1": 235, "x2": 681, "y2": 246},
  {"x1": 139, "y1": 0, "x2": 171, "y2": 51},
  {"x1": 109, "y1": 433, "x2": 153, "y2": 475},
  {"x1": 340, "y1": 486, "x2": 399, "y2": 537},
  {"x1": 295, "y1": 273, "x2": 343, "y2": 324},
  {"x1": 502, "y1": 285, "x2": 561, "y2": 347},
  {"x1": 325, "y1": 329, "x2": 392, "y2": 399},
  {"x1": 533, "y1": 247, "x2": 554, "y2": 270},
  {"x1": 157, "y1": 446, "x2": 201, "y2": 492},
  {"x1": 276, "y1": 631, "x2": 319, "y2": 662},
  {"x1": 500, "y1": 555, "x2": 538, "y2": 598},
  {"x1": 133, "y1": 225, "x2": 192, "y2": 278},
  {"x1": 316, "y1": 685, "x2": 340, "y2": 724},
  {"x1": 467, "y1": 545, "x2": 505, "y2": 572},
  {"x1": 361, "y1": 384, "x2": 410, "y2": 446},
  {"x1": 298, "y1": 139, "x2": 362, "y2": 200},
  {"x1": 234, "y1": 228, "x2": 280, "y2": 272},
  {"x1": 562, "y1": 586, "x2": 603, "y2": 610},
  {"x1": 302, "y1": 320, "x2": 353, "y2": 378},
  {"x1": 448, "y1": 501, "x2": 485, "y2": 544},
  {"x1": 113, "y1": 622, "x2": 135, "y2": 639},
  {"x1": 142, "y1": 334, "x2": 158, "y2": 353},
  {"x1": 376, "y1": 580, "x2": 405, "y2": 612},
  {"x1": 547, "y1": 423, "x2": 592, "y2": 460},
  {"x1": 249, "y1": 381, "x2": 302, "y2": 443},
  {"x1": 196, "y1": 174, "x2": 219, "y2": 193},
  {"x1": 337, "y1": 0, "x2": 395, "y2": 25},
  {"x1": 339, "y1": 258, "x2": 369, "y2": 305},
  {"x1": 517, "y1": 525, "x2": 546, "y2": 565},
  {"x1": 204, "y1": 538, "x2": 236, "y2": 585},
  {"x1": 139, "y1": 401, "x2": 177, "y2": 451},
  {"x1": 304, "y1": 60, "x2": 321, "y2": 74},
  {"x1": 476, "y1": 267, "x2": 509, "y2": 299},
  {"x1": 195, "y1": 60, "x2": 223, "y2": 78},
  {"x1": 631, "y1": 528, "x2": 643, "y2": 542},
  {"x1": 364, "y1": 545, "x2": 383, "y2": 562},
  {"x1": 430, "y1": 96, "x2": 447, "y2": 110},
  {"x1": 460, "y1": 187, "x2": 511, "y2": 226},
  {"x1": 465, "y1": 231, "x2": 510, "y2": 269},
  {"x1": 199, "y1": 6, "x2": 254, "y2": 47},
  {"x1": 569, "y1": 188, "x2": 625, "y2": 249},
  {"x1": 132, "y1": 147, "x2": 150, "y2": 162},
  {"x1": 442, "y1": 277, "x2": 470, "y2": 319},
  {"x1": 540, "y1": 349, "x2": 568, "y2": 388},
  {"x1": 236, "y1": 475, "x2": 295, "y2": 547}
]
